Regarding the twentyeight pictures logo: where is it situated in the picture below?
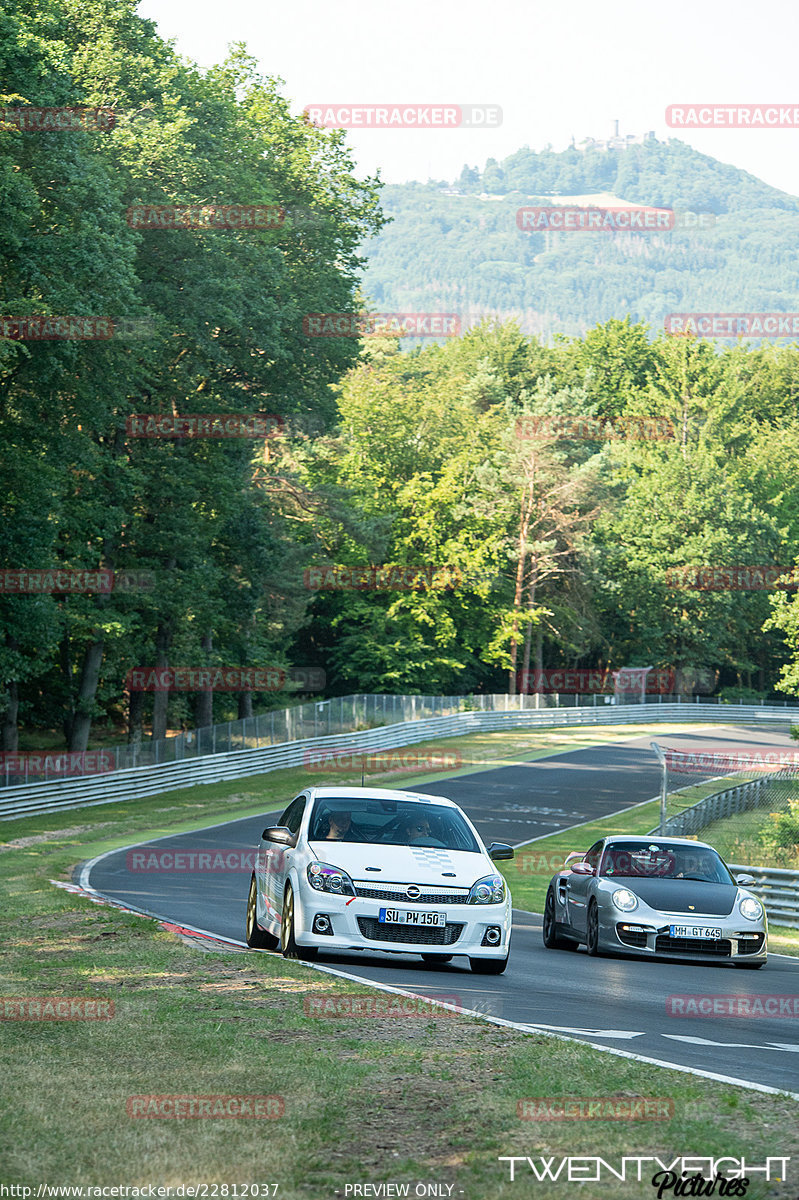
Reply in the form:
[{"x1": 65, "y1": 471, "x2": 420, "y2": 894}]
[{"x1": 303, "y1": 104, "x2": 501, "y2": 128}]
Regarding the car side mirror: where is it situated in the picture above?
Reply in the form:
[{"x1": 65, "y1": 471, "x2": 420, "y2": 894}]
[
  {"x1": 735, "y1": 873, "x2": 756, "y2": 887},
  {"x1": 487, "y1": 842, "x2": 514, "y2": 861},
  {"x1": 263, "y1": 826, "x2": 297, "y2": 847},
  {"x1": 570, "y1": 861, "x2": 595, "y2": 875}
]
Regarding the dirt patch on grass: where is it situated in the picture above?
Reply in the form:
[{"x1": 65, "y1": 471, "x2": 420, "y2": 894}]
[{"x1": 0, "y1": 823, "x2": 118, "y2": 852}]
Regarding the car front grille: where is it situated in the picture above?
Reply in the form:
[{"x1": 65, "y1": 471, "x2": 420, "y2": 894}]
[
  {"x1": 357, "y1": 917, "x2": 465, "y2": 946},
  {"x1": 353, "y1": 882, "x2": 470, "y2": 905},
  {"x1": 655, "y1": 935, "x2": 732, "y2": 957}
]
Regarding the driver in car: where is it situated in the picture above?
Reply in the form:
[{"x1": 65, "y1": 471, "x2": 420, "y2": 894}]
[
  {"x1": 403, "y1": 815, "x2": 432, "y2": 843},
  {"x1": 324, "y1": 809, "x2": 366, "y2": 841}
]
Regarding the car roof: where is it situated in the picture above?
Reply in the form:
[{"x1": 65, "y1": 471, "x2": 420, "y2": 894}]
[
  {"x1": 600, "y1": 835, "x2": 717, "y2": 851},
  {"x1": 305, "y1": 785, "x2": 458, "y2": 808}
]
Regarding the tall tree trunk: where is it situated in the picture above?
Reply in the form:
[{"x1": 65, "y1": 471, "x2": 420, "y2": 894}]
[
  {"x1": 60, "y1": 627, "x2": 74, "y2": 746},
  {"x1": 67, "y1": 635, "x2": 105, "y2": 752},
  {"x1": 128, "y1": 688, "x2": 144, "y2": 744},
  {"x1": 237, "y1": 691, "x2": 253, "y2": 719},
  {"x1": 1, "y1": 673, "x2": 19, "y2": 752},
  {"x1": 508, "y1": 479, "x2": 533, "y2": 694},
  {"x1": 194, "y1": 630, "x2": 214, "y2": 729},
  {"x1": 520, "y1": 552, "x2": 538, "y2": 694},
  {"x1": 151, "y1": 623, "x2": 172, "y2": 742}
]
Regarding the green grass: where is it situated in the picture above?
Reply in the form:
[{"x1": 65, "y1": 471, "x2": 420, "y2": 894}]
[{"x1": 2, "y1": 720, "x2": 798, "y2": 1195}]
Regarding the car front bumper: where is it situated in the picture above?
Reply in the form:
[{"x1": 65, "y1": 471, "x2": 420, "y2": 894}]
[
  {"x1": 599, "y1": 906, "x2": 767, "y2": 962},
  {"x1": 294, "y1": 887, "x2": 512, "y2": 957}
]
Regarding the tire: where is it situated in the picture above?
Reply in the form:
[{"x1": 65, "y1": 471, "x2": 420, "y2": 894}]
[
  {"x1": 586, "y1": 900, "x2": 602, "y2": 957},
  {"x1": 421, "y1": 954, "x2": 453, "y2": 965},
  {"x1": 470, "y1": 953, "x2": 509, "y2": 975},
  {"x1": 245, "y1": 874, "x2": 279, "y2": 950},
  {"x1": 542, "y1": 887, "x2": 576, "y2": 950},
  {"x1": 281, "y1": 882, "x2": 317, "y2": 961}
]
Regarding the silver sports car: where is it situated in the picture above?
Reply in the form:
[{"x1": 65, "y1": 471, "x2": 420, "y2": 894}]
[{"x1": 542, "y1": 835, "x2": 767, "y2": 967}]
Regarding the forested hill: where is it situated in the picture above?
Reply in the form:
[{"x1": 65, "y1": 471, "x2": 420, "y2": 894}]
[{"x1": 361, "y1": 137, "x2": 799, "y2": 338}]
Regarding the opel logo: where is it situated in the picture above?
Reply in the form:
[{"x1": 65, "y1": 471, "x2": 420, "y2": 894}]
[{"x1": 406, "y1": 885, "x2": 421, "y2": 900}]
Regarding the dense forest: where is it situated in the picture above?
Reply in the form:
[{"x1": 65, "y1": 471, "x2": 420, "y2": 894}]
[
  {"x1": 362, "y1": 140, "x2": 799, "y2": 337},
  {"x1": 5, "y1": 1, "x2": 799, "y2": 757}
]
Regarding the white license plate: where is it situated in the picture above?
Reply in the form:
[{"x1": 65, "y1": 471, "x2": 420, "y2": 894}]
[
  {"x1": 670, "y1": 925, "x2": 722, "y2": 939},
  {"x1": 379, "y1": 908, "x2": 446, "y2": 927}
]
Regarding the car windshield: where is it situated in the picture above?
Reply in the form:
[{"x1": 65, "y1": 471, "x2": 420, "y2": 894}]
[
  {"x1": 599, "y1": 841, "x2": 733, "y2": 884},
  {"x1": 308, "y1": 797, "x2": 481, "y2": 851}
]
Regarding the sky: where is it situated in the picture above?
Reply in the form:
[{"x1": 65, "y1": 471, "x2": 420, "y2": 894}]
[{"x1": 136, "y1": 0, "x2": 799, "y2": 196}]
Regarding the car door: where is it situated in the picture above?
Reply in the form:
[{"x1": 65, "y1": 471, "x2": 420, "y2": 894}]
[
  {"x1": 263, "y1": 794, "x2": 306, "y2": 924},
  {"x1": 565, "y1": 840, "x2": 604, "y2": 935}
]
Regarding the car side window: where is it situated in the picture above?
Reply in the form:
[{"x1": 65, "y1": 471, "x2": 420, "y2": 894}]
[
  {"x1": 585, "y1": 841, "x2": 603, "y2": 871},
  {"x1": 280, "y1": 796, "x2": 306, "y2": 835}
]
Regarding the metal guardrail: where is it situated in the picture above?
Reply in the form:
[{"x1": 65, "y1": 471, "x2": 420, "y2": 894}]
[
  {"x1": 728, "y1": 863, "x2": 799, "y2": 929},
  {"x1": 653, "y1": 776, "x2": 778, "y2": 837},
  {"x1": 2, "y1": 701, "x2": 796, "y2": 821}
]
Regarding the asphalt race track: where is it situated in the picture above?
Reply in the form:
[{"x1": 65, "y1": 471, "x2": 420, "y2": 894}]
[{"x1": 81, "y1": 726, "x2": 799, "y2": 1096}]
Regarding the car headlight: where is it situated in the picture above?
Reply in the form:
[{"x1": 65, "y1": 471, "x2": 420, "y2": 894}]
[
  {"x1": 307, "y1": 861, "x2": 355, "y2": 896},
  {"x1": 612, "y1": 888, "x2": 638, "y2": 912},
  {"x1": 468, "y1": 874, "x2": 506, "y2": 904},
  {"x1": 739, "y1": 895, "x2": 763, "y2": 921}
]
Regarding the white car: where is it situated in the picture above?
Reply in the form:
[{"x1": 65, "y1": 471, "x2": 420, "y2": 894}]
[{"x1": 245, "y1": 785, "x2": 514, "y2": 973}]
